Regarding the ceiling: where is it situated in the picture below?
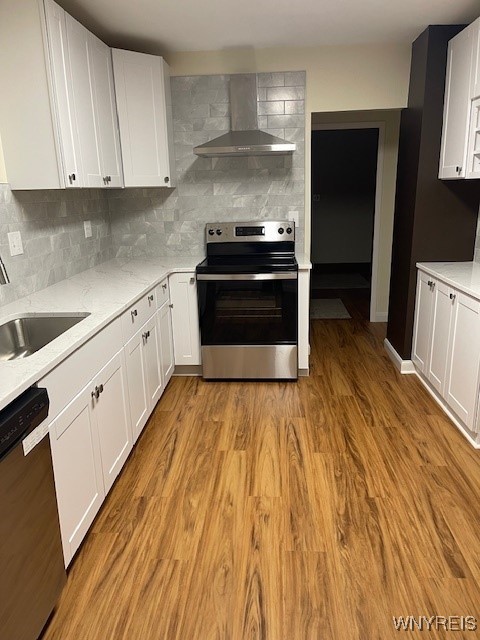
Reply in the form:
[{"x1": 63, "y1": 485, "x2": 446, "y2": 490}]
[{"x1": 60, "y1": 0, "x2": 479, "y2": 54}]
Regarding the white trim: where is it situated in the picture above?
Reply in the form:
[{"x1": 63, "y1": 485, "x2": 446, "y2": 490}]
[
  {"x1": 374, "y1": 311, "x2": 388, "y2": 322},
  {"x1": 311, "y1": 122, "x2": 386, "y2": 323},
  {"x1": 415, "y1": 370, "x2": 480, "y2": 449},
  {"x1": 384, "y1": 338, "x2": 416, "y2": 374}
]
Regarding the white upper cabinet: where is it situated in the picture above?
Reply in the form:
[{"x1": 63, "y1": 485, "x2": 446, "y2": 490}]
[
  {"x1": 439, "y1": 25, "x2": 473, "y2": 179},
  {"x1": 44, "y1": 0, "x2": 83, "y2": 188},
  {"x1": 470, "y1": 20, "x2": 480, "y2": 99},
  {"x1": 0, "y1": 0, "x2": 123, "y2": 189},
  {"x1": 89, "y1": 35, "x2": 124, "y2": 187},
  {"x1": 112, "y1": 49, "x2": 176, "y2": 188}
]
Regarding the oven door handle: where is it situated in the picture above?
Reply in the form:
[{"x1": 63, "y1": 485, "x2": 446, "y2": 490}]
[{"x1": 196, "y1": 272, "x2": 297, "y2": 281}]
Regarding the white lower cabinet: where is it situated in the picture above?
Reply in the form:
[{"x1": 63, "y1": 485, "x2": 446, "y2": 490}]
[
  {"x1": 412, "y1": 271, "x2": 435, "y2": 373},
  {"x1": 49, "y1": 349, "x2": 132, "y2": 566},
  {"x1": 92, "y1": 351, "x2": 132, "y2": 493},
  {"x1": 427, "y1": 280, "x2": 453, "y2": 394},
  {"x1": 169, "y1": 272, "x2": 201, "y2": 366},
  {"x1": 445, "y1": 292, "x2": 480, "y2": 429},
  {"x1": 124, "y1": 310, "x2": 168, "y2": 442},
  {"x1": 158, "y1": 301, "x2": 174, "y2": 386},
  {"x1": 413, "y1": 269, "x2": 480, "y2": 438}
]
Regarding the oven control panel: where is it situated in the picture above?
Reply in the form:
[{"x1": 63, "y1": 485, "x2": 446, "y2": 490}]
[{"x1": 206, "y1": 220, "x2": 295, "y2": 243}]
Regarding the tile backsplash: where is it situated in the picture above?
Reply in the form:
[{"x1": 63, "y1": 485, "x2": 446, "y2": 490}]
[
  {"x1": 0, "y1": 186, "x2": 113, "y2": 307},
  {"x1": 109, "y1": 71, "x2": 305, "y2": 258},
  {"x1": 0, "y1": 70, "x2": 305, "y2": 307}
]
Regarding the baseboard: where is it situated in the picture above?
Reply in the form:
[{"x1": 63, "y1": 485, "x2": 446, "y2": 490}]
[
  {"x1": 415, "y1": 371, "x2": 480, "y2": 449},
  {"x1": 173, "y1": 365, "x2": 203, "y2": 376},
  {"x1": 372, "y1": 311, "x2": 388, "y2": 322},
  {"x1": 298, "y1": 368, "x2": 309, "y2": 377},
  {"x1": 384, "y1": 339, "x2": 416, "y2": 374}
]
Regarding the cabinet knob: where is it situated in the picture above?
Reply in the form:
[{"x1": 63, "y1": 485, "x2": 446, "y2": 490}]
[
  {"x1": 91, "y1": 385, "x2": 101, "y2": 400},
  {"x1": 131, "y1": 309, "x2": 138, "y2": 319},
  {"x1": 162, "y1": 283, "x2": 167, "y2": 291},
  {"x1": 427, "y1": 280, "x2": 433, "y2": 286},
  {"x1": 68, "y1": 173, "x2": 76, "y2": 184},
  {"x1": 449, "y1": 293, "x2": 456, "y2": 301},
  {"x1": 169, "y1": 303, "x2": 173, "y2": 308},
  {"x1": 190, "y1": 277, "x2": 195, "y2": 285},
  {"x1": 164, "y1": 176, "x2": 170, "y2": 183},
  {"x1": 142, "y1": 330, "x2": 151, "y2": 341},
  {"x1": 148, "y1": 294, "x2": 154, "y2": 303}
]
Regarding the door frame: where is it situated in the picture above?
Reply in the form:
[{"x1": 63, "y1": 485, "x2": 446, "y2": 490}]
[{"x1": 311, "y1": 122, "x2": 385, "y2": 322}]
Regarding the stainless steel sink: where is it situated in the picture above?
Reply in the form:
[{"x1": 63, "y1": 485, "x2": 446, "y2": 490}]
[{"x1": 0, "y1": 314, "x2": 90, "y2": 361}]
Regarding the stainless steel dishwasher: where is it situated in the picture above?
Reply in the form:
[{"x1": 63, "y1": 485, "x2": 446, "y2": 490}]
[{"x1": 0, "y1": 387, "x2": 66, "y2": 640}]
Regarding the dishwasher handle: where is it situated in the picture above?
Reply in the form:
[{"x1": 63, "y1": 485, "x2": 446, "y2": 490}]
[{"x1": 0, "y1": 387, "x2": 49, "y2": 461}]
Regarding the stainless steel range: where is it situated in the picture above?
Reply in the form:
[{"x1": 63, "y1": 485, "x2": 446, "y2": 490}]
[{"x1": 196, "y1": 221, "x2": 298, "y2": 379}]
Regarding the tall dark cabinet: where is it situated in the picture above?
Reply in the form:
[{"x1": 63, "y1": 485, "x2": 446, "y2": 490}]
[{"x1": 387, "y1": 25, "x2": 480, "y2": 360}]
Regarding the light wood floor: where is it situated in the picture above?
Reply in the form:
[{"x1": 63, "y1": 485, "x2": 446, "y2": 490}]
[{"x1": 42, "y1": 315, "x2": 480, "y2": 640}]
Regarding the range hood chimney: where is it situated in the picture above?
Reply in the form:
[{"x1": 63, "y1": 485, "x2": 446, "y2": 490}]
[{"x1": 193, "y1": 74, "x2": 296, "y2": 158}]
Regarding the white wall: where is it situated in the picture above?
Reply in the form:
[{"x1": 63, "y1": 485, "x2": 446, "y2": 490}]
[{"x1": 0, "y1": 137, "x2": 7, "y2": 183}]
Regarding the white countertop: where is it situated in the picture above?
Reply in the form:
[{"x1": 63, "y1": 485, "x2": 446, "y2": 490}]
[
  {"x1": 0, "y1": 256, "x2": 201, "y2": 412},
  {"x1": 0, "y1": 251, "x2": 311, "y2": 411},
  {"x1": 417, "y1": 261, "x2": 480, "y2": 299}
]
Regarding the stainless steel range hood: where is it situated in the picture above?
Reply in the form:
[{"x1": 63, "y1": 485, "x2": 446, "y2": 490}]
[{"x1": 193, "y1": 74, "x2": 296, "y2": 158}]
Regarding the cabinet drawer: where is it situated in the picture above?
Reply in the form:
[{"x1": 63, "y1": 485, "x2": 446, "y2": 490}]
[
  {"x1": 156, "y1": 277, "x2": 170, "y2": 308},
  {"x1": 39, "y1": 316, "x2": 122, "y2": 423},
  {"x1": 121, "y1": 288, "x2": 157, "y2": 343}
]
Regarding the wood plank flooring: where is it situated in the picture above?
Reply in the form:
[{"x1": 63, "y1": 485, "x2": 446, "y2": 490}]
[{"x1": 42, "y1": 315, "x2": 480, "y2": 639}]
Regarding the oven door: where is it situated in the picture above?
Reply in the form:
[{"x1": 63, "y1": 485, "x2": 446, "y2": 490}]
[{"x1": 196, "y1": 272, "x2": 298, "y2": 379}]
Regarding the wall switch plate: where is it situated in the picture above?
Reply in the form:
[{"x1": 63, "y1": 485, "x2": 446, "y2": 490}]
[
  {"x1": 84, "y1": 220, "x2": 92, "y2": 238},
  {"x1": 288, "y1": 211, "x2": 299, "y2": 227},
  {"x1": 8, "y1": 231, "x2": 23, "y2": 256}
]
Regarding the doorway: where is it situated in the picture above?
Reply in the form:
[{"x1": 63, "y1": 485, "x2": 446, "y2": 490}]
[{"x1": 310, "y1": 123, "x2": 384, "y2": 321}]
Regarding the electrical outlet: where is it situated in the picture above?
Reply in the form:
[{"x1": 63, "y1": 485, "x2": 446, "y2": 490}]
[
  {"x1": 288, "y1": 211, "x2": 299, "y2": 227},
  {"x1": 84, "y1": 220, "x2": 92, "y2": 238},
  {"x1": 8, "y1": 231, "x2": 23, "y2": 256}
]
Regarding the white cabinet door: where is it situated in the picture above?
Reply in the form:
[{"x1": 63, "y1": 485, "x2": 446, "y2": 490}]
[
  {"x1": 65, "y1": 12, "x2": 103, "y2": 188},
  {"x1": 470, "y1": 19, "x2": 480, "y2": 98},
  {"x1": 158, "y1": 301, "x2": 175, "y2": 386},
  {"x1": 125, "y1": 329, "x2": 149, "y2": 442},
  {"x1": 427, "y1": 280, "x2": 453, "y2": 394},
  {"x1": 88, "y1": 34, "x2": 123, "y2": 188},
  {"x1": 445, "y1": 291, "x2": 480, "y2": 429},
  {"x1": 169, "y1": 273, "x2": 201, "y2": 366},
  {"x1": 49, "y1": 386, "x2": 104, "y2": 566},
  {"x1": 412, "y1": 271, "x2": 435, "y2": 373},
  {"x1": 112, "y1": 49, "x2": 173, "y2": 187},
  {"x1": 439, "y1": 25, "x2": 473, "y2": 179},
  {"x1": 92, "y1": 351, "x2": 132, "y2": 495},
  {"x1": 44, "y1": 0, "x2": 83, "y2": 188},
  {"x1": 143, "y1": 314, "x2": 163, "y2": 409}
]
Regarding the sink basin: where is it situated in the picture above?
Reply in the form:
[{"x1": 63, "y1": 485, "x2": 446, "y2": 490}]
[{"x1": 0, "y1": 314, "x2": 90, "y2": 361}]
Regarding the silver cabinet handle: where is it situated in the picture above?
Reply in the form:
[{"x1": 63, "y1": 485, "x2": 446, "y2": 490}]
[
  {"x1": 162, "y1": 283, "x2": 167, "y2": 291},
  {"x1": 427, "y1": 280, "x2": 433, "y2": 286},
  {"x1": 148, "y1": 294, "x2": 154, "y2": 303},
  {"x1": 142, "y1": 330, "x2": 151, "y2": 341},
  {"x1": 68, "y1": 173, "x2": 76, "y2": 184},
  {"x1": 190, "y1": 277, "x2": 195, "y2": 284},
  {"x1": 131, "y1": 309, "x2": 138, "y2": 319},
  {"x1": 450, "y1": 293, "x2": 456, "y2": 301},
  {"x1": 169, "y1": 303, "x2": 173, "y2": 308}
]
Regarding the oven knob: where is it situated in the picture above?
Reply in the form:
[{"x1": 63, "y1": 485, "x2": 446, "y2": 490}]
[
  {"x1": 286, "y1": 227, "x2": 292, "y2": 234},
  {"x1": 208, "y1": 229, "x2": 215, "y2": 236},
  {"x1": 278, "y1": 227, "x2": 284, "y2": 234},
  {"x1": 216, "y1": 229, "x2": 222, "y2": 236}
]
